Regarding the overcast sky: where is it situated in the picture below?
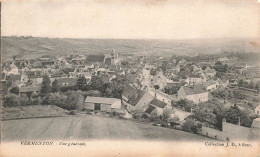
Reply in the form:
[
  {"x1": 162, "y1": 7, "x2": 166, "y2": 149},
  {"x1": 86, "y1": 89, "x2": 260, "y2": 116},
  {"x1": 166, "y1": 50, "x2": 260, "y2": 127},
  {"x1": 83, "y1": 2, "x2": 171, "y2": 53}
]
[{"x1": 2, "y1": 0, "x2": 260, "y2": 39}]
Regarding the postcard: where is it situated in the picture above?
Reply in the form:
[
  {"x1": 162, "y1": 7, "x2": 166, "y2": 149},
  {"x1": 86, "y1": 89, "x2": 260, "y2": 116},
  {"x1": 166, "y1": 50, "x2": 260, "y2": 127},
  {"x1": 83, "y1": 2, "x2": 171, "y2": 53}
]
[{"x1": 1, "y1": 0, "x2": 260, "y2": 156}]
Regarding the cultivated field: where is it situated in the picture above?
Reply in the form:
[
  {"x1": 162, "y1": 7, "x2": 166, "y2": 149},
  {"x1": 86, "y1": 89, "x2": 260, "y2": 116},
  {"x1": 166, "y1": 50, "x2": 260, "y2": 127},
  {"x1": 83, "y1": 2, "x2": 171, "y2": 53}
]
[{"x1": 1, "y1": 114, "x2": 213, "y2": 141}]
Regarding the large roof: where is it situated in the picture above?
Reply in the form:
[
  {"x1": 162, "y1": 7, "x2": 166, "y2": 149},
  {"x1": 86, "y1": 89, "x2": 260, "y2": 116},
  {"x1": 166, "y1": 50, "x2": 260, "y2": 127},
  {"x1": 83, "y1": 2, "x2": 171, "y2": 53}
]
[
  {"x1": 127, "y1": 90, "x2": 145, "y2": 106},
  {"x1": 19, "y1": 85, "x2": 41, "y2": 93},
  {"x1": 84, "y1": 96, "x2": 120, "y2": 104},
  {"x1": 57, "y1": 78, "x2": 77, "y2": 84},
  {"x1": 150, "y1": 99, "x2": 168, "y2": 108},
  {"x1": 203, "y1": 80, "x2": 217, "y2": 87},
  {"x1": 145, "y1": 105, "x2": 156, "y2": 114},
  {"x1": 122, "y1": 85, "x2": 136, "y2": 99}
]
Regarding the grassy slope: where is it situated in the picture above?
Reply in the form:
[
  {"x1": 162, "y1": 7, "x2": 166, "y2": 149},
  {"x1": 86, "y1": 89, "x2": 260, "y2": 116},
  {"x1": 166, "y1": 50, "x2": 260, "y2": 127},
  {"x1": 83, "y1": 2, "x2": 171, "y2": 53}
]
[
  {"x1": 1, "y1": 114, "x2": 214, "y2": 141},
  {"x1": 2, "y1": 37, "x2": 260, "y2": 60}
]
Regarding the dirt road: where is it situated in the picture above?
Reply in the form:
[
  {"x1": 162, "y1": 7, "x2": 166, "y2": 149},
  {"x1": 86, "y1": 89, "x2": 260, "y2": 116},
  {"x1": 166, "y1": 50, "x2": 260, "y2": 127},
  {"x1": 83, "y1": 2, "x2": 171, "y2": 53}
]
[{"x1": 1, "y1": 114, "x2": 212, "y2": 141}]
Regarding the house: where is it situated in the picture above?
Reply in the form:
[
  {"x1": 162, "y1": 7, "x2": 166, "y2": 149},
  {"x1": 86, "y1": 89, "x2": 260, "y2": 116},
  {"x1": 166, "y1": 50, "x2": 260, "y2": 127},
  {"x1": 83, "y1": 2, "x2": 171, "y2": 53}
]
[
  {"x1": 177, "y1": 85, "x2": 209, "y2": 104},
  {"x1": 122, "y1": 85, "x2": 154, "y2": 113},
  {"x1": 19, "y1": 85, "x2": 41, "y2": 95},
  {"x1": 152, "y1": 71, "x2": 168, "y2": 90},
  {"x1": 57, "y1": 78, "x2": 78, "y2": 87},
  {"x1": 21, "y1": 71, "x2": 43, "y2": 85},
  {"x1": 84, "y1": 96, "x2": 121, "y2": 112},
  {"x1": 6, "y1": 74, "x2": 21, "y2": 85},
  {"x1": 216, "y1": 78, "x2": 229, "y2": 88},
  {"x1": 204, "y1": 67, "x2": 216, "y2": 78},
  {"x1": 185, "y1": 76, "x2": 206, "y2": 85},
  {"x1": 255, "y1": 105, "x2": 260, "y2": 115},
  {"x1": 202, "y1": 80, "x2": 218, "y2": 91},
  {"x1": 7, "y1": 63, "x2": 19, "y2": 75},
  {"x1": 218, "y1": 57, "x2": 229, "y2": 62},
  {"x1": 192, "y1": 65, "x2": 202, "y2": 73},
  {"x1": 229, "y1": 79, "x2": 238, "y2": 87},
  {"x1": 154, "y1": 90, "x2": 174, "y2": 105},
  {"x1": 145, "y1": 99, "x2": 171, "y2": 117}
]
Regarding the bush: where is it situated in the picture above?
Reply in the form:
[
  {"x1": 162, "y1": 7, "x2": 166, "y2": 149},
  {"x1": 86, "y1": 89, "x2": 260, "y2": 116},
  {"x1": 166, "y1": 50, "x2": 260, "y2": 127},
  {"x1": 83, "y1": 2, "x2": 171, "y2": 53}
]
[
  {"x1": 42, "y1": 91, "x2": 84, "y2": 111},
  {"x1": 3, "y1": 94, "x2": 20, "y2": 107},
  {"x1": 10, "y1": 87, "x2": 19, "y2": 95},
  {"x1": 182, "y1": 118, "x2": 198, "y2": 133}
]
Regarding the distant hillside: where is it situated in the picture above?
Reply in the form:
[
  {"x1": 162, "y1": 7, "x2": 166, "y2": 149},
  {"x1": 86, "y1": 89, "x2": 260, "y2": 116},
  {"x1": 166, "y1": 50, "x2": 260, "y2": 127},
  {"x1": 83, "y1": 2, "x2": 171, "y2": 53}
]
[{"x1": 2, "y1": 36, "x2": 260, "y2": 61}]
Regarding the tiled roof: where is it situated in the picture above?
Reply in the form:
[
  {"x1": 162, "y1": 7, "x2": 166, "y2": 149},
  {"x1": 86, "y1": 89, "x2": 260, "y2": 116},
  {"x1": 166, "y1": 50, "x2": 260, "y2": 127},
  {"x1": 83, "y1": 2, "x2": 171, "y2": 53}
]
[
  {"x1": 57, "y1": 78, "x2": 77, "y2": 85},
  {"x1": 203, "y1": 80, "x2": 217, "y2": 87},
  {"x1": 9, "y1": 74, "x2": 21, "y2": 81},
  {"x1": 19, "y1": 85, "x2": 41, "y2": 93},
  {"x1": 84, "y1": 96, "x2": 120, "y2": 104},
  {"x1": 150, "y1": 99, "x2": 168, "y2": 108},
  {"x1": 122, "y1": 85, "x2": 136, "y2": 99},
  {"x1": 127, "y1": 90, "x2": 145, "y2": 106},
  {"x1": 145, "y1": 105, "x2": 156, "y2": 114}
]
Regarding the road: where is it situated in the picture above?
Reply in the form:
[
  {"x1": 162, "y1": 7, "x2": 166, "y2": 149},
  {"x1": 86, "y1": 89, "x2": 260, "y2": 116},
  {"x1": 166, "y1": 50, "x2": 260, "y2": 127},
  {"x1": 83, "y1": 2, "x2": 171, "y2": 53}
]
[{"x1": 1, "y1": 114, "x2": 213, "y2": 141}]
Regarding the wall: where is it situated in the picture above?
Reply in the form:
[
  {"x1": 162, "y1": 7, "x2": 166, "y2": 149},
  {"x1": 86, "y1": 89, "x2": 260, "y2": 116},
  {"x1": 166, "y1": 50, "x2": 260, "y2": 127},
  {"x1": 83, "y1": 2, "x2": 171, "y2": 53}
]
[
  {"x1": 198, "y1": 121, "x2": 259, "y2": 141},
  {"x1": 100, "y1": 103, "x2": 111, "y2": 112},
  {"x1": 186, "y1": 92, "x2": 208, "y2": 104},
  {"x1": 198, "y1": 126, "x2": 227, "y2": 141},
  {"x1": 85, "y1": 102, "x2": 94, "y2": 110},
  {"x1": 222, "y1": 121, "x2": 251, "y2": 140},
  {"x1": 111, "y1": 100, "x2": 121, "y2": 109},
  {"x1": 156, "y1": 91, "x2": 172, "y2": 105}
]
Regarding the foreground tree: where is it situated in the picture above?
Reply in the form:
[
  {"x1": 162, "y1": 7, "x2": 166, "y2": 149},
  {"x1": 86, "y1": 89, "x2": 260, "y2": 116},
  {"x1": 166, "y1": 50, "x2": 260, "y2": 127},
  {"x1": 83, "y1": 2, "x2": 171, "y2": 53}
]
[
  {"x1": 40, "y1": 76, "x2": 51, "y2": 97},
  {"x1": 182, "y1": 118, "x2": 198, "y2": 133},
  {"x1": 76, "y1": 76, "x2": 87, "y2": 91},
  {"x1": 52, "y1": 79, "x2": 60, "y2": 92}
]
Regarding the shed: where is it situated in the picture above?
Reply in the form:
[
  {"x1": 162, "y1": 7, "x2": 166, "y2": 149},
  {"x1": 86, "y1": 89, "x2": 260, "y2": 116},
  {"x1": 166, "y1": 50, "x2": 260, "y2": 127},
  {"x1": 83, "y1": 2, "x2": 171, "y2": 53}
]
[{"x1": 84, "y1": 96, "x2": 121, "y2": 112}]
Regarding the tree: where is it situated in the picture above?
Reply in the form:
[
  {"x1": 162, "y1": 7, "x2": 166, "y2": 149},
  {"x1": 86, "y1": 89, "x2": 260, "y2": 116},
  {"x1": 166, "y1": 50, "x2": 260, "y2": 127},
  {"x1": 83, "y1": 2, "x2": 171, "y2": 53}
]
[
  {"x1": 52, "y1": 79, "x2": 60, "y2": 92},
  {"x1": 176, "y1": 99, "x2": 194, "y2": 112},
  {"x1": 76, "y1": 76, "x2": 87, "y2": 91},
  {"x1": 40, "y1": 76, "x2": 51, "y2": 97},
  {"x1": 248, "y1": 81, "x2": 254, "y2": 89},
  {"x1": 214, "y1": 61, "x2": 228, "y2": 73},
  {"x1": 10, "y1": 87, "x2": 19, "y2": 95},
  {"x1": 26, "y1": 91, "x2": 33, "y2": 100},
  {"x1": 3, "y1": 94, "x2": 20, "y2": 107},
  {"x1": 182, "y1": 118, "x2": 198, "y2": 133},
  {"x1": 154, "y1": 85, "x2": 160, "y2": 90},
  {"x1": 164, "y1": 86, "x2": 179, "y2": 95},
  {"x1": 238, "y1": 79, "x2": 244, "y2": 87}
]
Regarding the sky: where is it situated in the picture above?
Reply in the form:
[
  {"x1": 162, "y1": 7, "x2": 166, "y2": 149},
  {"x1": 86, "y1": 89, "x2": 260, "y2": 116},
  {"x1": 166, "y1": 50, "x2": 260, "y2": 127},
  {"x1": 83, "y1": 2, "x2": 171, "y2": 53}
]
[{"x1": 2, "y1": 0, "x2": 260, "y2": 39}]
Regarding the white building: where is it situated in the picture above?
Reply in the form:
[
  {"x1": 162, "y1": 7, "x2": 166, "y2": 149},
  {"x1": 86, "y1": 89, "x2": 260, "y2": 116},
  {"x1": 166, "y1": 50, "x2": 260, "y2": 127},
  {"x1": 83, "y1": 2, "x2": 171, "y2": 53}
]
[{"x1": 84, "y1": 96, "x2": 121, "y2": 112}]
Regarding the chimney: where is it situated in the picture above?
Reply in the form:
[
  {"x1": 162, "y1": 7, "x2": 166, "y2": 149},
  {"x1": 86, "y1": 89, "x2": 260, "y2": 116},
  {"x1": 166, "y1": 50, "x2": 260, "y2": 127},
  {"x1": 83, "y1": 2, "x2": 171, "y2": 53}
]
[
  {"x1": 222, "y1": 118, "x2": 226, "y2": 123},
  {"x1": 238, "y1": 117, "x2": 240, "y2": 126}
]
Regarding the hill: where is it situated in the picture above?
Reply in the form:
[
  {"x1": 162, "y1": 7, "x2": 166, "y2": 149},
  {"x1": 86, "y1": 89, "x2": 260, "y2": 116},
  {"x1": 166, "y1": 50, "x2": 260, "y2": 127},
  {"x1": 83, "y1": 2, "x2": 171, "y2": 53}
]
[{"x1": 2, "y1": 36, "x2": 260, "y2": 60}]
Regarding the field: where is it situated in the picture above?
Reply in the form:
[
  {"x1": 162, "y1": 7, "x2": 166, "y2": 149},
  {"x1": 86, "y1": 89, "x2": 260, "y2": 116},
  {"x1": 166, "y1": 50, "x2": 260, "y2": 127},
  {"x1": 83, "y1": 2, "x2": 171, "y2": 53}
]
[
  {"x1": 2, "y1": 36, "x2": 260, "y2": 60},
  {"x1": 1, "y1": 114, "x2": 213, "y2": 141}
]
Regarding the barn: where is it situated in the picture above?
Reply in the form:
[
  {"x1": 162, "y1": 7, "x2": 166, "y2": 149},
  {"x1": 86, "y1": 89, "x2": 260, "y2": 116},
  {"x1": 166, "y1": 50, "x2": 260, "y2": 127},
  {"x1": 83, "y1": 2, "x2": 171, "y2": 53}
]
[{"x1": 84, "y1": 96, "x2": 121, "y2": 112}]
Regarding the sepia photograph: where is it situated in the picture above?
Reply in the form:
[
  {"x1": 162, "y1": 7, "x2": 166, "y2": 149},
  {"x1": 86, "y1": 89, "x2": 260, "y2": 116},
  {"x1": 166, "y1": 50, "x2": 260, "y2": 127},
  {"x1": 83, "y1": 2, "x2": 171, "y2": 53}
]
[{"x1": 1, "y1": 0, "x2": 260, "y2": 156}]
